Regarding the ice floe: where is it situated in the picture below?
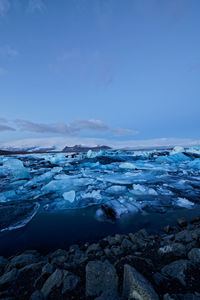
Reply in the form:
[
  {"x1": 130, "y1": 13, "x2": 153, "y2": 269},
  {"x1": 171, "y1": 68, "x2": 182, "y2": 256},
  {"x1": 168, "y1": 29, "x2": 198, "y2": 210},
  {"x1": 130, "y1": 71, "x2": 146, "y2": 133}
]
[{"x1": 0, "y1": 146, "x2": 199, "y2": 230}]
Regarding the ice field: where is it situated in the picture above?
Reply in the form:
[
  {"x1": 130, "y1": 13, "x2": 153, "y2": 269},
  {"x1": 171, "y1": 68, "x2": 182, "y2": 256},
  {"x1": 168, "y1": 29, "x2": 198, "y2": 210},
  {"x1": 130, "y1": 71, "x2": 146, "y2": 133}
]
[{"x1": 0, "y1": 146, "x2": 200, "y2": 233}]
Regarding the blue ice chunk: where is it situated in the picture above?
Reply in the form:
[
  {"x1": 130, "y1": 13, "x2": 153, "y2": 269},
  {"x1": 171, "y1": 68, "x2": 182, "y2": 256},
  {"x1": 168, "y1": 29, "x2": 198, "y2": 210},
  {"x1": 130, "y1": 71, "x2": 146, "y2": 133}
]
[
  {"x1": 80, "y1": 189, "x2": 102, "y2": 200},
  {"x1": 187, "y1": 158, "x2": 200, "y2": 170},
  {"x1": 176, "y1": 197, "x2": 194, "y2": 208},
  {"x1": 63, "y1": 190, "x2": 76, "y2": 203},
  {"x1": 0, "y1": 190, "x2": 17, "y2": 202},
  {"x1": 119, "y1": 162, "x2": 136, "y2": 169},
  {"x1": 26, "y1": 167, "x2": 62, "y2": 186},
  {"x1": 42, "y1": 177, "x2": 95, "y2": 194},
  {"x1": 105, "y1": 185, "x2": 127, "y2": 194},
  {"x1": 87, "y1": 150, "x2": 97, "y2": 158},
  {"x1": 170, "y1": 146, "x2": 184, "y2": 155},
  {"x1": 80, "y1": 162, "x2": 100, "y2": 169},
  {"x1": 156, "y1": 153, "x2": 190, "y2": 163},
  {"x1": 186, "y1": 147, "x2": 200, "y2": 155},
  {"x1": 130, "y1": 184, "x2": 158, "y2": 195},
  {"x1": 0, "y1": 158, "x2": 30, "y2": 179},
  {"x1": 44, "y1": 153, "x2": 67, "y2": 164}
]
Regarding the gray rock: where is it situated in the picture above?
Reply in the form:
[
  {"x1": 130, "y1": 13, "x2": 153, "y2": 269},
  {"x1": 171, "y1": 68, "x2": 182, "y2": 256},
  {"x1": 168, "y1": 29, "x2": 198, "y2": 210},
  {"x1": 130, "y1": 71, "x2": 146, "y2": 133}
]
[
  {"x1": 153, "y1": 272, "x2": 168, "y2": 287},
  {"x1": 104, "y1": 248, "x2": 112, "y2": 256},
  {"x1": 129, "y1": 229, "x2": 148, "y2": 248},
  {"x1": 107, "y1": 236, "x2": 119, "y2": 246},
  {"x1": 7, "y1": 254, "x2": 38, "y2": 271},
  {"x1": 175, "y1": 230, "x2": 193, "y2": 243},
  {"x1": 41, "y1": 268, "x2": 79, "y2": 297},
  {"x1": 122, "y1": 264, "x2": 159, "y2": 300},
  {"x1": 69, "y1": 244, "x2": 79, "y2": 254},
  {"x1": 0, "y1": 256, "x2": 8, "y2": 276},
  {"x1": 158, "y1": 243, "x2": 186, "y2": 258},
  {"x1": 114, "y1": 234, "x2": 124, "y2": 243},
  {"x1": 18, "y1": 262, "x2": 44, "y2": 278},
  {"x1": 29, "y1": 290, "x2": 44, "y2": 300},
  {"x1": 49, "y1": 249, "x2": 68, "y2": 264},
  {"x1": 192, "y1": 228, "x2": 200, "y2": 240},
  {"x1": 86, "y1": 260, "x2": 118, "y2": 297},
  {"x1": 62, "y1": 272, "x2": 80, "y2": 294},
  {"x1": 188, "y1": 248, "x2": 200, "y2": 263},
  {"x1": 161, "y1": 259, "x2": 193, "y2": 286},
  {"x1": 86, "y1": 243, "x2": 101, "y2": 254},
  {"x1": 0, "y1": 268, "x2": 18, "y2": 290},
  {"x1": 121, "y1": 238, "x2": 133, "y2": 249},
  {"x1": 34, "y1": 263, "x2": 54, "y2": 289},
  {"x1": 41, "y1": 268, "x2": 63, "y2": 297},
  {"x1": 42, "y1": 263, "x2": 54, "y2": 276},
  {"x1": 111, "y1": 246, "x2": 123, "y2": 256},
  {"x1": 50, "y1": 249, "x2": 68, "y2": 258}
]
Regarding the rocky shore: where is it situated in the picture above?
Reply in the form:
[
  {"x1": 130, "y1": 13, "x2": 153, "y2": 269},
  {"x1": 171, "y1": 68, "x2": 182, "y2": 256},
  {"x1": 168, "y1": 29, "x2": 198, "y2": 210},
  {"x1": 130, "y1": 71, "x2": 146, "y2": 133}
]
[{"x1": 0, "y1": 216, "x2": 200, "y2": 300}]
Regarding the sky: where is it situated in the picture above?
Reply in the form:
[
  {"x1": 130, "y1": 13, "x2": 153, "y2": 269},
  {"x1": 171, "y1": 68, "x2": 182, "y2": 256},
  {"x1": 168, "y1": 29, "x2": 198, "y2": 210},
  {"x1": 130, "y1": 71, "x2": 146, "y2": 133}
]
[{"x1": 0, "y1": 0, "x2": 200, "y2": 149}]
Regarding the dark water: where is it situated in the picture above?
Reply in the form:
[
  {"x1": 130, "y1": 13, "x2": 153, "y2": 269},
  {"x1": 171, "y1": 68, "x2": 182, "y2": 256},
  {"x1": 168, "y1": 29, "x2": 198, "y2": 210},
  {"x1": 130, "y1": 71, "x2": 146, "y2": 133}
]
[{"x1": 1, "y1": 207, "x2": 200, "y2": 257}]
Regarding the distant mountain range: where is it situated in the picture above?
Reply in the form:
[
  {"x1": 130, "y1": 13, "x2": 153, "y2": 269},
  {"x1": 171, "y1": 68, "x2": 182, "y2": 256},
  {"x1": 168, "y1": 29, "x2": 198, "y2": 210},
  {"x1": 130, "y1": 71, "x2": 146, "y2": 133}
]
[
  {"x1": 0, "y1": 144, "x2": 111, "y2": 155},
  {"x1": 62, "y1": 145, "x2": 111, "y2": 152}
]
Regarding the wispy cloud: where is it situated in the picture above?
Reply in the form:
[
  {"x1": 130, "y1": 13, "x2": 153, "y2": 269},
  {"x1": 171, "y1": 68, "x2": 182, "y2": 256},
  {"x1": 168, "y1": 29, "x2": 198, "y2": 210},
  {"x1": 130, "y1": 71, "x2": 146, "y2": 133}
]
[
  {"x1": 0, "y1": 117, "x2": 15, "y2": 131},
  {"x1": 27, "y1": 0, "x2": 46, "y2": 13},
  {"x1": 0, "y1": 45, "x2": 19, "y2": 57},
  {"x1": 14, "y1": 118, "x2": 137, "y2": 137},
  {"x1": 0, "y1": 0, "x2": 10, "y2": 16}
]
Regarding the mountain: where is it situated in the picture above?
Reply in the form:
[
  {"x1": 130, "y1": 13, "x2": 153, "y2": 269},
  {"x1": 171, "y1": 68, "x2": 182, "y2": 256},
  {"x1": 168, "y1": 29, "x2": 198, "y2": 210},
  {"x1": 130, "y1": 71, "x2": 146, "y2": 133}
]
[{"x1": 62, "y1": 144, "x2": 111, "y2": 152}]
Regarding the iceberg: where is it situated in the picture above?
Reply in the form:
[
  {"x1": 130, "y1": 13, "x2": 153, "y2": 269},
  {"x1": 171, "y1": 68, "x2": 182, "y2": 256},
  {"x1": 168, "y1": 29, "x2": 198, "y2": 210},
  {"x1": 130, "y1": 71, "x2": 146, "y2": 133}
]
[
  {"x1": 186, "y1": 147, "x2": 200, "y2": 156},
  {"x1": 0, "y1": 202, "x2": 40, "y2": 232},
  {"x1": 130, "y1": 184, "x2": 158, "y2": 196},
  {"x1": 26, "y1": 167, "x2": 62, "y2": 186},
  {"x1": 187, "y1": 158, "x2": 200, "y2": 170},
  {"x1": 119, "y1": 162, "x2": 136, "y2": 169},
  {"x1": 0, "y1": 190, "x2": 17, "y2": 202},
  {"x1": 63, "y1": 190, "x2": 76, "y2": 203},
  {"x1": 44, "y1": 153, "x2": 67, "y2": 164},
  {"x1": 42, "y1": 177, "x2": 94, "y2": 194},
  {"x1": 170, "y1": 146, "x2": 184, "y2": 155},
  {"x1": 81, "y1": 189, "x2": 102, "y2": 200},
  {"x1": 0, "y1": 158, "x2": 30, "y2": 179},
  {"x1": 87, "y1": 150, "x2": 97, "y2": 158},
  {"x1": 176, "y1": 198, "x2": 194, "y2": 208},
  {"x1": 105, "y1": 185, "x2": 127, "y2": 194},
  {"x1": 156, "y1": 153, "x2": 190, "y2": 164}
]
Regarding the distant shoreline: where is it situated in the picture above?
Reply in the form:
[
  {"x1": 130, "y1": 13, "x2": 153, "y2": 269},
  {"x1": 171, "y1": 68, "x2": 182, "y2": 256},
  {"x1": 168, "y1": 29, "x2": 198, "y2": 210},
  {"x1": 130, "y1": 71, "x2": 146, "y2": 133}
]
[{"x1": 0, "y1": 146, "x2": 175, "y2": 156}]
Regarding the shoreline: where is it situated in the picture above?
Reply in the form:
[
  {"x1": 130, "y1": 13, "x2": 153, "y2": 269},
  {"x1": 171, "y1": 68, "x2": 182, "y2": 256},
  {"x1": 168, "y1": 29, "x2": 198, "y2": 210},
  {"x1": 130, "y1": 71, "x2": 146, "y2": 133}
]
[{"x1": 0, "y1": 214, "x2": 200, "y2": 299}]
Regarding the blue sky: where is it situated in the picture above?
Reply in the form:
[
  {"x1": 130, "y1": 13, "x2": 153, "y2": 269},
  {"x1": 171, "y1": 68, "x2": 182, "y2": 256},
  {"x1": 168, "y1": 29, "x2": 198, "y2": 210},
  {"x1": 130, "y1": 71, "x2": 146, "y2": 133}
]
[{"x1": 0, "y1": 0, "x2": 200, "y2": 148}]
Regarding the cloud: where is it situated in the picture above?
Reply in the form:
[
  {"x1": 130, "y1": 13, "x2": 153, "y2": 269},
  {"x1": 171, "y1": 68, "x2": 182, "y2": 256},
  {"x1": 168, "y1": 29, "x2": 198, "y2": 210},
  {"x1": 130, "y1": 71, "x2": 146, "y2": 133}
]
[
  {"x1": 15, "y1": 119, "x2": 71, "y2": 135},
  {"x1": 0, "y1": 118, "x2": 15, "y2": 131},
  {"x1": 0, "y1": 124, "x2": 15, "y2": 131},
  {"x1": 0, "y1": 0, "x2": 10, "y2": 16},
  {"x1": 27, "y1": 0, "x2": 46, "y2": 13},
  {"x1": 14, "y1": 118, "x2": 137, "y2": 137},
  {"x1": 0, "y1": 45, "x2": 18, "y2": 57}
]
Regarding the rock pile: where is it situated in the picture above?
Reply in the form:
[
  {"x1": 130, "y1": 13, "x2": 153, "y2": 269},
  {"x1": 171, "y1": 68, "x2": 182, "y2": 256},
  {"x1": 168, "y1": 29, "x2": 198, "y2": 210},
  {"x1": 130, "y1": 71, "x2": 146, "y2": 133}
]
[{"x1": 0, "y1": 216, "x2": 200, "y2": 299}]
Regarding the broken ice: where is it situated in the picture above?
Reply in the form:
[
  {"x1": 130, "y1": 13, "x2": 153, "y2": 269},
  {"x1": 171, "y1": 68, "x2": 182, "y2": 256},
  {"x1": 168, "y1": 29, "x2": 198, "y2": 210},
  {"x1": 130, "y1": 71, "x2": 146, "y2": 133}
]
[{"x1": 0, "y1": 145, "x2": 200, "y2": 231}]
